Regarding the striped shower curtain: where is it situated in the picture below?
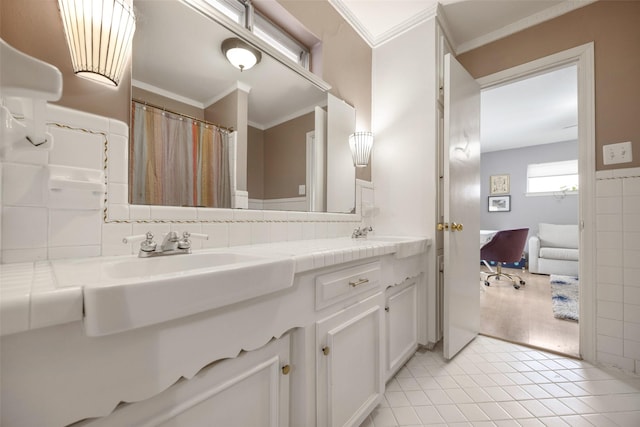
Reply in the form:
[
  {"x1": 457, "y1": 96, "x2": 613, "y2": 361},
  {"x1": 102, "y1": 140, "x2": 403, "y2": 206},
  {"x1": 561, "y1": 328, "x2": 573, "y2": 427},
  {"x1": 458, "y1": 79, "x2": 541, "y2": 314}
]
[{"x1": 130, "y1": 102, "x2": 231, "y2": 208}]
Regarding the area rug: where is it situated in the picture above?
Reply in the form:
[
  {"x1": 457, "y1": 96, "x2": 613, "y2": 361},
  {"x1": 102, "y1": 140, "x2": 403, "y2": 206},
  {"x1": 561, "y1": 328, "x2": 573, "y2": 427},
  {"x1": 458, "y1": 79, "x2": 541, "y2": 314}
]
[{"x1": 549, "y1": 275, "x2": 579, "y2": 322}]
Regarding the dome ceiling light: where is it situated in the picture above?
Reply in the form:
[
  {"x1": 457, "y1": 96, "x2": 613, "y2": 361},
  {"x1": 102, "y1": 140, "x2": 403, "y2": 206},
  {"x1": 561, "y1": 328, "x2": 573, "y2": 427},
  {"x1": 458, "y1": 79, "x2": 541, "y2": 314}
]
[{"x1": 221, "y1": 37, "x2": 262, "y2": 72}]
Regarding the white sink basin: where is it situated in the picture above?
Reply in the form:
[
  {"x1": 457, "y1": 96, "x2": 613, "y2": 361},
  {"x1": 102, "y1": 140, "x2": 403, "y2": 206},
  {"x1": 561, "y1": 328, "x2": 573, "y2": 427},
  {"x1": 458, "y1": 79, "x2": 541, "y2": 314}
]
[
  {"x1": 363, "y1": 236, "x2": 409, "y2": 243},
  {"x1": 104, "y1": 252, "x2": 265, "y2": 279},
  {"x1": 52, "y1": 251, "x2": 295, "y2": 336}
]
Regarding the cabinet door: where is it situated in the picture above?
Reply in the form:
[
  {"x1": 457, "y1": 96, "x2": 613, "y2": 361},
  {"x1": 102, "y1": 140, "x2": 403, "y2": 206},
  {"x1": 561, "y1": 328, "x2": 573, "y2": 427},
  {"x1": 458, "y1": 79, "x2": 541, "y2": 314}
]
[
  {"x1": 78, "y1": 336, "x2": 291, "y2": 427},
  {"x1": 317, "y1": 293, "x2": 384, "y2": 427},
  {"x1": 386, "y1": 279, "x2": 418, "y2": 381}
]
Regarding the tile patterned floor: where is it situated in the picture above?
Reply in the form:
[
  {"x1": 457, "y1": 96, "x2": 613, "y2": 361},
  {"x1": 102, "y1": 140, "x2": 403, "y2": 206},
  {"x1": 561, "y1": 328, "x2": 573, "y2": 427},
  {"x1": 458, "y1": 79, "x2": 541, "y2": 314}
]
[{"x1": 360, "y1": 336, "x2": 640, "y2": 426}]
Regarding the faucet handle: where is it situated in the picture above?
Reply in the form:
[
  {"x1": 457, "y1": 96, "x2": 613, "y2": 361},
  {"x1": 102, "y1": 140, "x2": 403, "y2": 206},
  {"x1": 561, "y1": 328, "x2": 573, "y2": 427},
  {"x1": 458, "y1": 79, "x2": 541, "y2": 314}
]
[
  {"x1": 351, "y1": 226, "x2": 373, "y2": 239},
  {"x1": 185, "y1": 232, "x2": 209, "y2": 240},
  {"x1": 123, "y1": 232, "x2": 157, "y2": 252},
  {"x1": 178, "y1": 231, "x2": 209, "y2": 249}
]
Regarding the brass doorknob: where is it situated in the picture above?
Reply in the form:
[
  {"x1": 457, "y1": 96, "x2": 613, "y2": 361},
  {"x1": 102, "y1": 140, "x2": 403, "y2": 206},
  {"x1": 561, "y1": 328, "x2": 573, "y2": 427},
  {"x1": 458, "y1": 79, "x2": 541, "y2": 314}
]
[
  {"x1": 282, "y1": 364, "x2": 291, "y2": 375},
  {"x1": 437, "y1": 223, "x2": 449, "y2": 231},
  {"x1": 451, "y1": 222, "x2": 464, "y2": 231}
]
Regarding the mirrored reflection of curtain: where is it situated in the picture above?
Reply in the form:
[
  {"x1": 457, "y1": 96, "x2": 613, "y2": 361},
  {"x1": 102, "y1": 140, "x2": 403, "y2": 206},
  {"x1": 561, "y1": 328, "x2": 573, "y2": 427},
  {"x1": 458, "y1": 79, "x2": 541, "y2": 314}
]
[{"x1": 131, "y1": 102, "x2": 231, "y2": 208}]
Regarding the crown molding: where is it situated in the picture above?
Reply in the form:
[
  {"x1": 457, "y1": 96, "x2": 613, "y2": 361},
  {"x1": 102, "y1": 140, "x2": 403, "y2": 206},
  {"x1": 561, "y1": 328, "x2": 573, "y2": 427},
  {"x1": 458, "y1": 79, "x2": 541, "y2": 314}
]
[
  {"x1": 329, "y1": 0, "x2": 437, "y2": 48},
  {"x1": 328, "y1": 0, "x2": 375, "y2": 47},
  {"x1": 456, "y1": 0, "x2": 597, "y2": 54},
  {"x1": 375, "y1": 4, "x2": 438, "y2": 48},
  {"x1": 203, "y1": 81, "x2": 252, "y2": 109},
  {"x1": 331, "y1": 0, "x2": 595, "y2": 52},
  {"x1": 255, "y1": 103, "x2": 319, "y2": 130},
  {"x1": 131, "y1": 79, "x2": 204, "y2": 109}
]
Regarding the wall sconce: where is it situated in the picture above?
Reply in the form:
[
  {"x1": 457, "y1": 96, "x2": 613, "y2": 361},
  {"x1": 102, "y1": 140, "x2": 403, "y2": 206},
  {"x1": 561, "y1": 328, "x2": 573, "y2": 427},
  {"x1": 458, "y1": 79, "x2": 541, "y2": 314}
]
[
  {"x1": 58, "y1": 0, "x2": 136, "y2": 86},
  {"x1": 349, "y1": 131, "x2": 374, "y2": 167},
  {"x1": 221, "y1": 38, "x2": 262, "y2": 72}
]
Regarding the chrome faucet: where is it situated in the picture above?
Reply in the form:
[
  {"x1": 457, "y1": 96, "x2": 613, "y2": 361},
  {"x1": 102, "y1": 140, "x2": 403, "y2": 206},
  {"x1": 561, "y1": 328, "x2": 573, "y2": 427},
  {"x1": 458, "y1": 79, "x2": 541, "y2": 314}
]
[
  {"x1": 352, "y1": 226, "x2": 373, "y2": 239},
  {"x1": 123, "y1": 231, "x2": 208, "y2": 258},
  {"x1": 161, "y1": 231, "x2": 180, "y2": 252}
]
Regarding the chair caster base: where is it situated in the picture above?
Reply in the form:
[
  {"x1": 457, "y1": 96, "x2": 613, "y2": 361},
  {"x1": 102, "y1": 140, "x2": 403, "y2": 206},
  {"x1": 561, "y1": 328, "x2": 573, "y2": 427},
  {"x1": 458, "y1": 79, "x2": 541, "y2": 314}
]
[{"x1": 484, "y1": 281, "x2": 490, "y2": 287}]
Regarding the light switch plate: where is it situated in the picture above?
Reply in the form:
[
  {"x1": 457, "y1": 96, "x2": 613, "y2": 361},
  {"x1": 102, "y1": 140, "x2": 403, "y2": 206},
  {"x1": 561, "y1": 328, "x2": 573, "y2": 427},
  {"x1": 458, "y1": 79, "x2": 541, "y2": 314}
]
[{"x1": 603, "y1": 141, "x2": 632, "y2": 165}]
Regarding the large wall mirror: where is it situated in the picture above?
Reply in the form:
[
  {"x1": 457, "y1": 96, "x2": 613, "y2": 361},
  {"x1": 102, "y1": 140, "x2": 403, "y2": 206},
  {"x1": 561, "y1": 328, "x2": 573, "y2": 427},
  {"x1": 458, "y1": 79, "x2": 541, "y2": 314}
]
[{"x1": 130, "y1": 0, "x2": 356, "y2": 214}]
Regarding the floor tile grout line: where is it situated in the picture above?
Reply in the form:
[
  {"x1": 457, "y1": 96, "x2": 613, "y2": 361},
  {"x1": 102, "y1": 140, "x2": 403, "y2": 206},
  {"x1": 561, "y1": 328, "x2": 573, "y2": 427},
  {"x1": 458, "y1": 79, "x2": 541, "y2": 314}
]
[{"x1": 361, "y1": 335, "x2": 640, "y2": 427}]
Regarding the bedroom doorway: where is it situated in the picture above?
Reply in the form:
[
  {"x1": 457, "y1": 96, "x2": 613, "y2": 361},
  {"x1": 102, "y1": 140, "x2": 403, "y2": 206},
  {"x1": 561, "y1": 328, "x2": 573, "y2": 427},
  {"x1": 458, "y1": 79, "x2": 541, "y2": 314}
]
[{"x1": 476, "y1": 44, "x2": 595, "y2": 359}]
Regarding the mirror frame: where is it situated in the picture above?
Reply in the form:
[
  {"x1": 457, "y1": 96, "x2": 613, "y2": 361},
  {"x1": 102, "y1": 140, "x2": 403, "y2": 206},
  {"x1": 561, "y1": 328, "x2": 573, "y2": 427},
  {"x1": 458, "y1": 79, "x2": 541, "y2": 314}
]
[{"x1": 104, "y1": 0, "x2": 362, "y2": 225}]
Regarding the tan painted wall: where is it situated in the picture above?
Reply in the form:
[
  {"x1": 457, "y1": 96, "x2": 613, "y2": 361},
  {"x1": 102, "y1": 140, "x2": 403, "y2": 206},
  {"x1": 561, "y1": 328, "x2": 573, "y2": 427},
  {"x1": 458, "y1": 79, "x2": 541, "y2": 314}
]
[
  {"x1": 456, "y1": 0, "x2": 640, "y2": 171},
  {"x1": 204, "y1": 92, "x2": 239, "y2": 129},
  {"x1": 205, "y1": 90, "x2": 249, "y2": 191},
  {"x1": 1, "y1": 0, "x2": 131, "y2": 124},
  {"x1": 264, "y1": 112, "x2": 314, "y2": 199},
  {"x1": 247, "y1": 126, "x2": 265, "y2": 199},
  {"x1": 278, "y1": 0, "x2": 372, "y2": 181}
]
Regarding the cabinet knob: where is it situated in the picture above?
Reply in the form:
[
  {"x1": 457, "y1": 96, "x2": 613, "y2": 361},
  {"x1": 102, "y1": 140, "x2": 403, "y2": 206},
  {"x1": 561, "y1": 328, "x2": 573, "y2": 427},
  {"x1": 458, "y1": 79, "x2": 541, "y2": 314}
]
[
  {"x1": 282, "y1": 364, "x2": 291, "y2": 375},
  {"x1": 385, "y1": 306, "x2": 389, "y2": 312},
  {"x1": 322, "y1": 346, "x2": 330, "y2": 356}
]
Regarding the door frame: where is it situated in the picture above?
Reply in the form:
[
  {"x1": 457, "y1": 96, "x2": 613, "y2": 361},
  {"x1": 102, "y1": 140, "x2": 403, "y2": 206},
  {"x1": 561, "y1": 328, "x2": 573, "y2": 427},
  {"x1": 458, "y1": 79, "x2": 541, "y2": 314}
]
[{"x1": 476, "y1": 43, "x2": 596, "y2": 362}]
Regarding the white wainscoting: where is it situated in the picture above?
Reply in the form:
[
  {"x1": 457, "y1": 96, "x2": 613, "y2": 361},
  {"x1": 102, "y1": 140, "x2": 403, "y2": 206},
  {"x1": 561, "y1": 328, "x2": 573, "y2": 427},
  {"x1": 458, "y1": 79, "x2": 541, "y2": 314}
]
[
  {"x1": 595, "y1": 167, "x2": 640, "y2": 374},
  {"x1": 248, "y1": 197, "x2": 307, "y2": 212}
]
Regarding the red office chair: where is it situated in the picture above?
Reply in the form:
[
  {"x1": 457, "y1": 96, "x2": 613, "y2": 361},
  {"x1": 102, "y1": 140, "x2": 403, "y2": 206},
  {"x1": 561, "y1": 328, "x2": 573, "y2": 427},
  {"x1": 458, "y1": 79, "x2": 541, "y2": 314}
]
[{"x1": 481, "y1": 228, "x2": 529, "y2": 289}]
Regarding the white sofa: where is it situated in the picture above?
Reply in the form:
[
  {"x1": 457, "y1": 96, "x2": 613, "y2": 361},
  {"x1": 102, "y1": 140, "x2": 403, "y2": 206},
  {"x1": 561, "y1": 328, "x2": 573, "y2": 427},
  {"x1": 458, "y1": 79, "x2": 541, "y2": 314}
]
[{"x1": 528, "y1": 223, "x2": 579, "y2": 276}]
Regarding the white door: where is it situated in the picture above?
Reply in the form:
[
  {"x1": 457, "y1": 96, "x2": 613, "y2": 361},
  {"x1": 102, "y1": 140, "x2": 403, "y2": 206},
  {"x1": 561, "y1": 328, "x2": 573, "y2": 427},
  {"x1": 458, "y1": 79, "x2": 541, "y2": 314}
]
[{"x1": 442, "y1": 54, "x2": 481, "y2": 359}]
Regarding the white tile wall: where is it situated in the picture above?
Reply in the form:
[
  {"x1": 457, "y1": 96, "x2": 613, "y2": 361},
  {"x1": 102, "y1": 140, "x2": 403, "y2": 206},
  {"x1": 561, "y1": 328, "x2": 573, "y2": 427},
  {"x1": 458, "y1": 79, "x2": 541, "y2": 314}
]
[
  {"x1": 0, "y1": 105, "x2": 365, "y2": 263},
  {"x1": 2, "y1": 163, "x2": 47, "y2": 206},
  {"x1": 596, "y1": 169, "x2": 640, "y2": 374}
]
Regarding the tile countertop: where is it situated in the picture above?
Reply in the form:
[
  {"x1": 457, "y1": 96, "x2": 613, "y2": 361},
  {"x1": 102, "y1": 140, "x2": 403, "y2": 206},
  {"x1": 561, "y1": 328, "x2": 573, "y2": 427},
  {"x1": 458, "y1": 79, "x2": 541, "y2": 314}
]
[{"x1": 0, "y1": 236, "x2": 430, "y2": 337}]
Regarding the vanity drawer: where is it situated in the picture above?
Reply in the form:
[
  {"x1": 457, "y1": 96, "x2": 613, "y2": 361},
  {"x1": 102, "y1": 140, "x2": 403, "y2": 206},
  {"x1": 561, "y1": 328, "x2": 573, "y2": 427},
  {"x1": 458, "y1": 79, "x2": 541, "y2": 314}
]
[{"x1": 315, "y1": 261, "x2": 381, "y2": 310}]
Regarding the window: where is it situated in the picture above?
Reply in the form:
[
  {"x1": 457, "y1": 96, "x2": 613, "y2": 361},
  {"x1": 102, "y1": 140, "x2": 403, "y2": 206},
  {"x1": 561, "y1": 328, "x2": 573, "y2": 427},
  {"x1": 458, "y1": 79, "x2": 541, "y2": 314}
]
[
  {"x1": 527, "y1": 160, "x2": 578, "y2": 195},
  {"x1": 253, "y1": 13, "x2": 310, "y2": 69},
  {"x1": 204, "y1": 0, "x2": 245, "y2": 25},
  {"x1": 204, "y1": 0, "x2": 310, "y2": 70}
]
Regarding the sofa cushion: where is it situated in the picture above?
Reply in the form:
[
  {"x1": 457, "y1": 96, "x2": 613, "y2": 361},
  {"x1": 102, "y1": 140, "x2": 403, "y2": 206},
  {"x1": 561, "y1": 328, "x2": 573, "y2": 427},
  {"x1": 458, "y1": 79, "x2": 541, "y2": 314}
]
[
  {"x1": 539, "y1": 247, "x2": 579, "y2": 261},
  {"x1": 538, "y1": 223, "x2": 579, "y2": 249}
]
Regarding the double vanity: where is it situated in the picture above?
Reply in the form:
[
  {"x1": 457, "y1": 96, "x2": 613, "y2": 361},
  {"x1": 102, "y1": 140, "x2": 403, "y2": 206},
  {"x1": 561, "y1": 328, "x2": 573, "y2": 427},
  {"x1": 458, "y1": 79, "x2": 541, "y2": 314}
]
[{"x1": 0, "y1": 235, "x2": 429, "y2": 427}]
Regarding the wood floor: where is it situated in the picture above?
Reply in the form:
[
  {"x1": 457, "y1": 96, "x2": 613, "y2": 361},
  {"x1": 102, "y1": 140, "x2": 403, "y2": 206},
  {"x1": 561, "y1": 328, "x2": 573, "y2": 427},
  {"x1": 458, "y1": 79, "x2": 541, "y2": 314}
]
[{"x1": 480, "y1": 267, "x2": 580, "y2": 358}]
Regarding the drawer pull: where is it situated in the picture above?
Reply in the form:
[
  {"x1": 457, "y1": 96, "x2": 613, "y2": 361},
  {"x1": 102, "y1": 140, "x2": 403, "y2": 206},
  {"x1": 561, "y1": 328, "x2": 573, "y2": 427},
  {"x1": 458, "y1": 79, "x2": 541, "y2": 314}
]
[{"x1": 349, "y1": 278, "x2": 369, "y2": 287}]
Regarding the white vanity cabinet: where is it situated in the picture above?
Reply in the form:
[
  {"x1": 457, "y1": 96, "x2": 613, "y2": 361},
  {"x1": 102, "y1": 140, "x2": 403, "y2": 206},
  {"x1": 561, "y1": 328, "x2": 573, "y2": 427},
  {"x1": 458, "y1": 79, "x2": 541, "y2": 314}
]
[
  {"x1": 316, "y1": 292, "x2": 384, "y2": 427},
  {"x1": 385, "y1": 277, "x2": 419, "y2": 381},
  {"x1": 77, "y1": 335, "x2": 291, "y2": 427},
  {"x1": 0, "y1": 239, "x2": 430, "y2": 427}
]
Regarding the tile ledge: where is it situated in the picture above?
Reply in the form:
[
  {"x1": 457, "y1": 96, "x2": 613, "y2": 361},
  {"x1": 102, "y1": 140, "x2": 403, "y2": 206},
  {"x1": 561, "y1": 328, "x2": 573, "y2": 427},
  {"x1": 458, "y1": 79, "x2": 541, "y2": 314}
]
[
  {"x1": 596, "y1": 167, "x2": 640, "y2": 180},
  {"x1": 0, "y1": 237, "x2": 430, "y2": 335}
]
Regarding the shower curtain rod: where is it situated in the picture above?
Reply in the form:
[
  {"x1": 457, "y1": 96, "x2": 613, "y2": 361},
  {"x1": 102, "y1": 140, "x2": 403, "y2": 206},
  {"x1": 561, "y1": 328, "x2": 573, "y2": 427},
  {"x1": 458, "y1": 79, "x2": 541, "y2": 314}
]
[{"x1": 132, "y1": 99, "x2": 234, "y2": 133}]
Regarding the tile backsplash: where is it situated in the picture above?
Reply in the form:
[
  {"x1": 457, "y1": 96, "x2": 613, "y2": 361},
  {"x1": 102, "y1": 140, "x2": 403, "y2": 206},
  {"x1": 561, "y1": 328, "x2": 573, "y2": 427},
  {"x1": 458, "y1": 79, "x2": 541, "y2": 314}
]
[
  {"x1": 0, "y1": 104, "x2": 369, "y2": 263},
  {"x1": 595, "y1": 168, "x2": 640, "y2": 374}
]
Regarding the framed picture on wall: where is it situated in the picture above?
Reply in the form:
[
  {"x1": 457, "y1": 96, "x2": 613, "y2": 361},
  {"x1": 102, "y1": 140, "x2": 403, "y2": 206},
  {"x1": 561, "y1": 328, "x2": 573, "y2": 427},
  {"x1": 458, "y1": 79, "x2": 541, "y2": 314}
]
[
  {"x1": 488, "y1": 195, "x2": 511, "y2": 212},
  {"x1": 490, "y1": 174, "x2": 510, "y2": 195}
]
